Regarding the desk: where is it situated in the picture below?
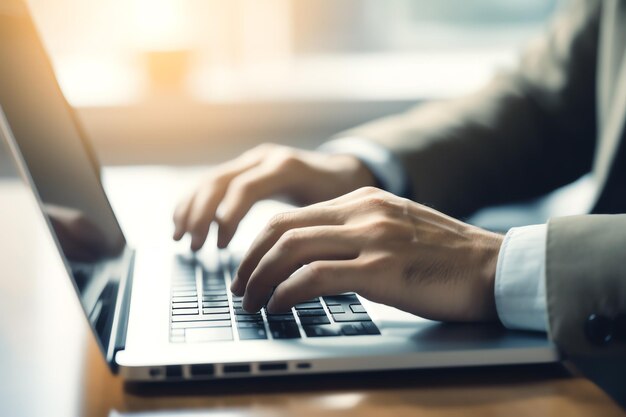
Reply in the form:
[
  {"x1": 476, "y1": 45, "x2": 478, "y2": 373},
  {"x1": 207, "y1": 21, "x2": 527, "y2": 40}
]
[{"x1": 0, "y1": 167, "x2": 623, "y2": 417}]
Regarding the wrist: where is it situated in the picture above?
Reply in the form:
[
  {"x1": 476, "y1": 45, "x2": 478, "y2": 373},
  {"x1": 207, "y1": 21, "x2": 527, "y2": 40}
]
[
  {"x1": 330, "y1": 154, "x2": 377, "y2": 194},
  {"x1": 473, "y1": 230, "x2": 504, "y2": 322}
]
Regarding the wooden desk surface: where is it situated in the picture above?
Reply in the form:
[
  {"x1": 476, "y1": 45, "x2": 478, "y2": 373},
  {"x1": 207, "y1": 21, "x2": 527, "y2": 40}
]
[{"x1": 0, "y1": 168, "x2": 623, "y2": 417}]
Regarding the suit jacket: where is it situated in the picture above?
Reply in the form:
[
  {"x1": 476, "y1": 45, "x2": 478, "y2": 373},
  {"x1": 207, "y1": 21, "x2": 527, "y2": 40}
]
[{"x1": 340, "y1": 0, "x2": 626, "y2": 402}]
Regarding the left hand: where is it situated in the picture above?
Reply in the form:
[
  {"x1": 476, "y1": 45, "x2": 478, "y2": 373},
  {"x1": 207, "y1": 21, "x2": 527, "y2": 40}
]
[{"x1": 231, "y1": 186, "x2": 504, "y2": 322}]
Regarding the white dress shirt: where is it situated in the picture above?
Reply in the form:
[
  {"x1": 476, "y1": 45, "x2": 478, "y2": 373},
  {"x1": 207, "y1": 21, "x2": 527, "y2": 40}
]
[{"x1": 321, "y1": 137, "x2": 549, "y2": 332}]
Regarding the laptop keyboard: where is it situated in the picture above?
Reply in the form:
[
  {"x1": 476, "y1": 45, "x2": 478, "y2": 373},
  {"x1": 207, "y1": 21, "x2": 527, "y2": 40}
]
[{"x1": 170, "y1": 255, "x2": 381, "y2": 343}]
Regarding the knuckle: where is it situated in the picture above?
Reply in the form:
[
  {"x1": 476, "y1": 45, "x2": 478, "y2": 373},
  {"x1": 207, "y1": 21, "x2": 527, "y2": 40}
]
[
  {"x1": 187, "y1": 215, "x2": 205, "y2": 232},
  {"x1": 353, "y1": 185, "x2": 383, "y2": 199},
  {"x1": 267, "y1": 212, "x2": 292, "y2": 232},
  {"x1": 228, "y1": 176, "x2": 255, "y2": 198},
  {"x1": 366, "y1": 195, "x2": 389, "y2": 209},
  {"x1": 361, "y1": 185, "x2": 380, "y2": 195},
  {"x1": 306, "y1": 263, "x2": 328, "y2": 285},
  {"x1": 203, "y1": 168, "x2": 224, "y2": 186},
  {"x1": 245, "y1": 273, "x2": 260, "y2": 291},
  {"x1": 272, "y1": 149, "x2": 301, "y2": 170},
  {"x1": 253, "y1": 142, "x2": 277, "y2": 154},
  {"x1": 368, "y1": 215, "x2": 399, "y2": 236},
  {"x1": 277, "y1": 229, "x2": 301, "y2": 251}
]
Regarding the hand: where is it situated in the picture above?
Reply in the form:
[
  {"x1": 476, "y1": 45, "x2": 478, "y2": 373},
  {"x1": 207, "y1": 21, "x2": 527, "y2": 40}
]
[
  {"x1": 173, "y1": 143, "x2": 376, "y2": 251},
  {"x1": 231, "y1": 187, "x2": 504, "y2": 323}
]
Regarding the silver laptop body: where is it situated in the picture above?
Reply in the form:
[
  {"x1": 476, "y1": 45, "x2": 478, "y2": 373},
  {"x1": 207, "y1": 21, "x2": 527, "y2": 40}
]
[{"x1": 0, "y1": 2, "x2": 558, "y2": 382}]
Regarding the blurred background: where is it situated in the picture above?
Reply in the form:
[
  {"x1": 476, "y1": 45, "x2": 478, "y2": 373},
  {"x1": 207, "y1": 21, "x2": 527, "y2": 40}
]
[{"x1": 2, "y1": 0, "x2": 561, "y2": 169}]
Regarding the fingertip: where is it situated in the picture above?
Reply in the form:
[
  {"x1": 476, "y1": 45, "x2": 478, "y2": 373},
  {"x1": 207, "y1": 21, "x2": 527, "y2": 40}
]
[
  {"x1": 265, "y1": 297, "x2": 277, "y2": 314},
  {"x1": 229, "y1": 276, "x2": 241, "y2": 294},
  {"x1": 265, "y1": 297, "x2": 290, "y2": 314},
  {"x1": 190, "y1": 236, "x2": 204, "y2": 252},
  {"x1": 217, "y1": 224, "x2": 233, "y2": 249},
  {"x1": 241, "y1": 298, "x2": 258, "y2": 314},
  {"x1": 231, "y1": 286, "x2": 244, "y2": 298}
]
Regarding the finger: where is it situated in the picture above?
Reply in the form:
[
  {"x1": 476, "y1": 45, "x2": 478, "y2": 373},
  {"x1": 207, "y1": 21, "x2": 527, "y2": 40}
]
[
  {"x1": 320, "y1": 185, "x2": 380, "y2": 206},
  {"x1": 266, "y1": 259, "x2": 361, "y2": 313},
  {"x1": 172, "y1": 145, "x2": 271, "y2": 245},
  {"x1": 185, "y1": 153, "x2": 265, "y2": 250},
  {"x1": 172, "y1": 193, "x2": 195, "y2": 240},
  {"x1": 216, "y1": 163, "x2": 290, "y2": 249},
  {"x1": 230, "y1": 206, "x2": 345, "y2": 295},
  {"x1": 240, "y1": 226, "x2": 359, "y2": 312},
  {"x1": 186, "y1": 185, "x2": 226, "y2": 251}
]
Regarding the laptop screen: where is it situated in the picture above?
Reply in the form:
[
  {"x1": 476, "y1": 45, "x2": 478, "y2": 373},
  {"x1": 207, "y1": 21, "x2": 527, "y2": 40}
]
[{"x1": 0, "y1": 1, "x2": 129, "y2": 360}]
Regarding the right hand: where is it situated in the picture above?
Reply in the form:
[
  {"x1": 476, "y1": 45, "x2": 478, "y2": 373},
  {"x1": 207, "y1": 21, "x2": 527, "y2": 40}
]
[{"x1": 172, "y1": 143, "x2": 376, "y2": 251}]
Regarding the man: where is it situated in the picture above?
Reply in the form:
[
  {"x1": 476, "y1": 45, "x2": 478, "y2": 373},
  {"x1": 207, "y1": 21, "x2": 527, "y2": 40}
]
[{"x1": 173, "y1": 0, "x2": 625, "y2": 403}]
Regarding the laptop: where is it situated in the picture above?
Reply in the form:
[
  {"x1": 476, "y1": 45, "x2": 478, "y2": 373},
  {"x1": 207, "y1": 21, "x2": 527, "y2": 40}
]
[{"x1": 0, "y1": 2, "x2": 558, "y2": 382}]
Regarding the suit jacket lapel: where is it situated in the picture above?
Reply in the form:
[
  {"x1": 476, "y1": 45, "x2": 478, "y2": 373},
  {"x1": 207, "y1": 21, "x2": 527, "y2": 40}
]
[{"x1": 592, "y1": 0, "x2": 626, "y2": 203}]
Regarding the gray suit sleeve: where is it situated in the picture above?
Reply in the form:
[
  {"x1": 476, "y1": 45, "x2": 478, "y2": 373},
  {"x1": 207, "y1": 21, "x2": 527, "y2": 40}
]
[
  {"x1": 337, "y1": 0, "x2": 601, "y2": 218},
  {"x1": 546, "y1": 214, "x2": 626, "y2": 357}
]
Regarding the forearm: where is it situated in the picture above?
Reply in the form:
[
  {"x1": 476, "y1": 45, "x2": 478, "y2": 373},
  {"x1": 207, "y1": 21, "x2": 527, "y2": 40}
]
[{"x1": 335, "y1": 0, "x2": 600, "y2": 217}]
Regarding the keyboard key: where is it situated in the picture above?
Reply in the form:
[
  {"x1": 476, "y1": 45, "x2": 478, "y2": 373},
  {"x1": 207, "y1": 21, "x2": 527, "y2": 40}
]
[
  {"x1": 234, "y1": 308, "x2": 261, "y2": 316},
  {"x1": 235, "y1": 315, "x2": 263, "y2": 322},
  {"x1": 239, "y1": 327, "x2": 268, "y2": 340},
  {"x1": 172, "y1": 296, "x2": 198, "y2": 303},
  {"x1": 172, "y1": 272, "x2": 195, "y2": 280},
  {"x1": 341, "y1": 324, "x2": 367, "y2": 336},
  {"x1": 361, "y1": 321, "x2": 381, "y2": 335},
  {"x1": 236, "y1": 320, "x2": 266, "y2": 328},
  {"x1": 171, "y1": 284, "x2": 197, "y2": 291},
  {"x1": 303, "y1": 325, "x2": 340, "y2": 337},
  {"x1": 266, "y1": 314, "x2": 296, "y2": 322},
  {"x1": 332, "y1": 312, "x2": 371, "y2": 322},
  {"x1": 264, "y1": 309, "x2": 293, "y2": 316},
  {"x1": 172, "y1": 313, "x2": 231, "y2": 322},
  {"x1": 323, "y1": 294, "x2": 359, "y2": 305},
  {"x1": 203, "y1": 307, "x2": 230, "y2": 315},
  {"x1": 172, "y1": 302, "x2": 198, "y2": 309},
  {"x1": 171, "y1": 320, "x2": 231, "y2": 329},
  {"x1": 203, "y1": 295, "x2": 228, "y2": 302},
  {"x1": 202, "y1": 301, "x2": 229, "y2": 308},
  {"x1": 299, "y1": 315, "x2": 330, "y2": 325},
  {"x1": 269, "y1": 322, "x2": 301, "y2": 339},
  {"x1": 350, "y1": 304, "x2": 366, "y2": 314},
  {"x1": 172, "y1": 308, "x2": 199, "y2": 316},
  {"x1": 173, "y1": 290, "x2": 197, "y2": 297},
  {"x1": 202, "y1": 269, "x2": 223, "y2": 280},
  {"x1": 297, "y1": 309, "x2": 327, "y2": 317},
  {"x1": 185, "y1": 327, "x2": 233, "y2": 342},
  {"x1": 203, "y1": 289, "x2": 227, "y2": 296},
  {"x1": 171, "y1": 281, "x2": 195, "y2": 288},
  {"x1": 328, "y1": 305, "x2": 344, "y2": 314},
  {"x1": 170, "y1": 335, "x2": 185, "y2": 343},
  {"x1": 295, "y1": 302, "x2": 323, "y2": 310},
  {"x1": 203, "y1": 283, "x2": 226, "y2": 290}
]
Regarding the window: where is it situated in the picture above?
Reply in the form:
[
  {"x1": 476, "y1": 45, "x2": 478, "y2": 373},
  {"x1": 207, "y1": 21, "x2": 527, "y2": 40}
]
[{"x1": 27, "y1": 0, "x2": 560, "y2": 106}]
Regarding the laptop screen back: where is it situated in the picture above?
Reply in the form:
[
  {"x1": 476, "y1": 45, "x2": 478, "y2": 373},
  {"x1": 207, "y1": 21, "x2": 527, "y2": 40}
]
[{"x1": 0, "y1": 1, "x2": 129, "y2": 360}]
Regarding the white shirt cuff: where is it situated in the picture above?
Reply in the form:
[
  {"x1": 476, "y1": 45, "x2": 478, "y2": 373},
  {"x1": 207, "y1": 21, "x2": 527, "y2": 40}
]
[
  {"x1": 495, "y1": 224, "x2": 549, "y2": 332},
  {"x1": 319, "y1": 137, "x2": 410, "y2": 197}
]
